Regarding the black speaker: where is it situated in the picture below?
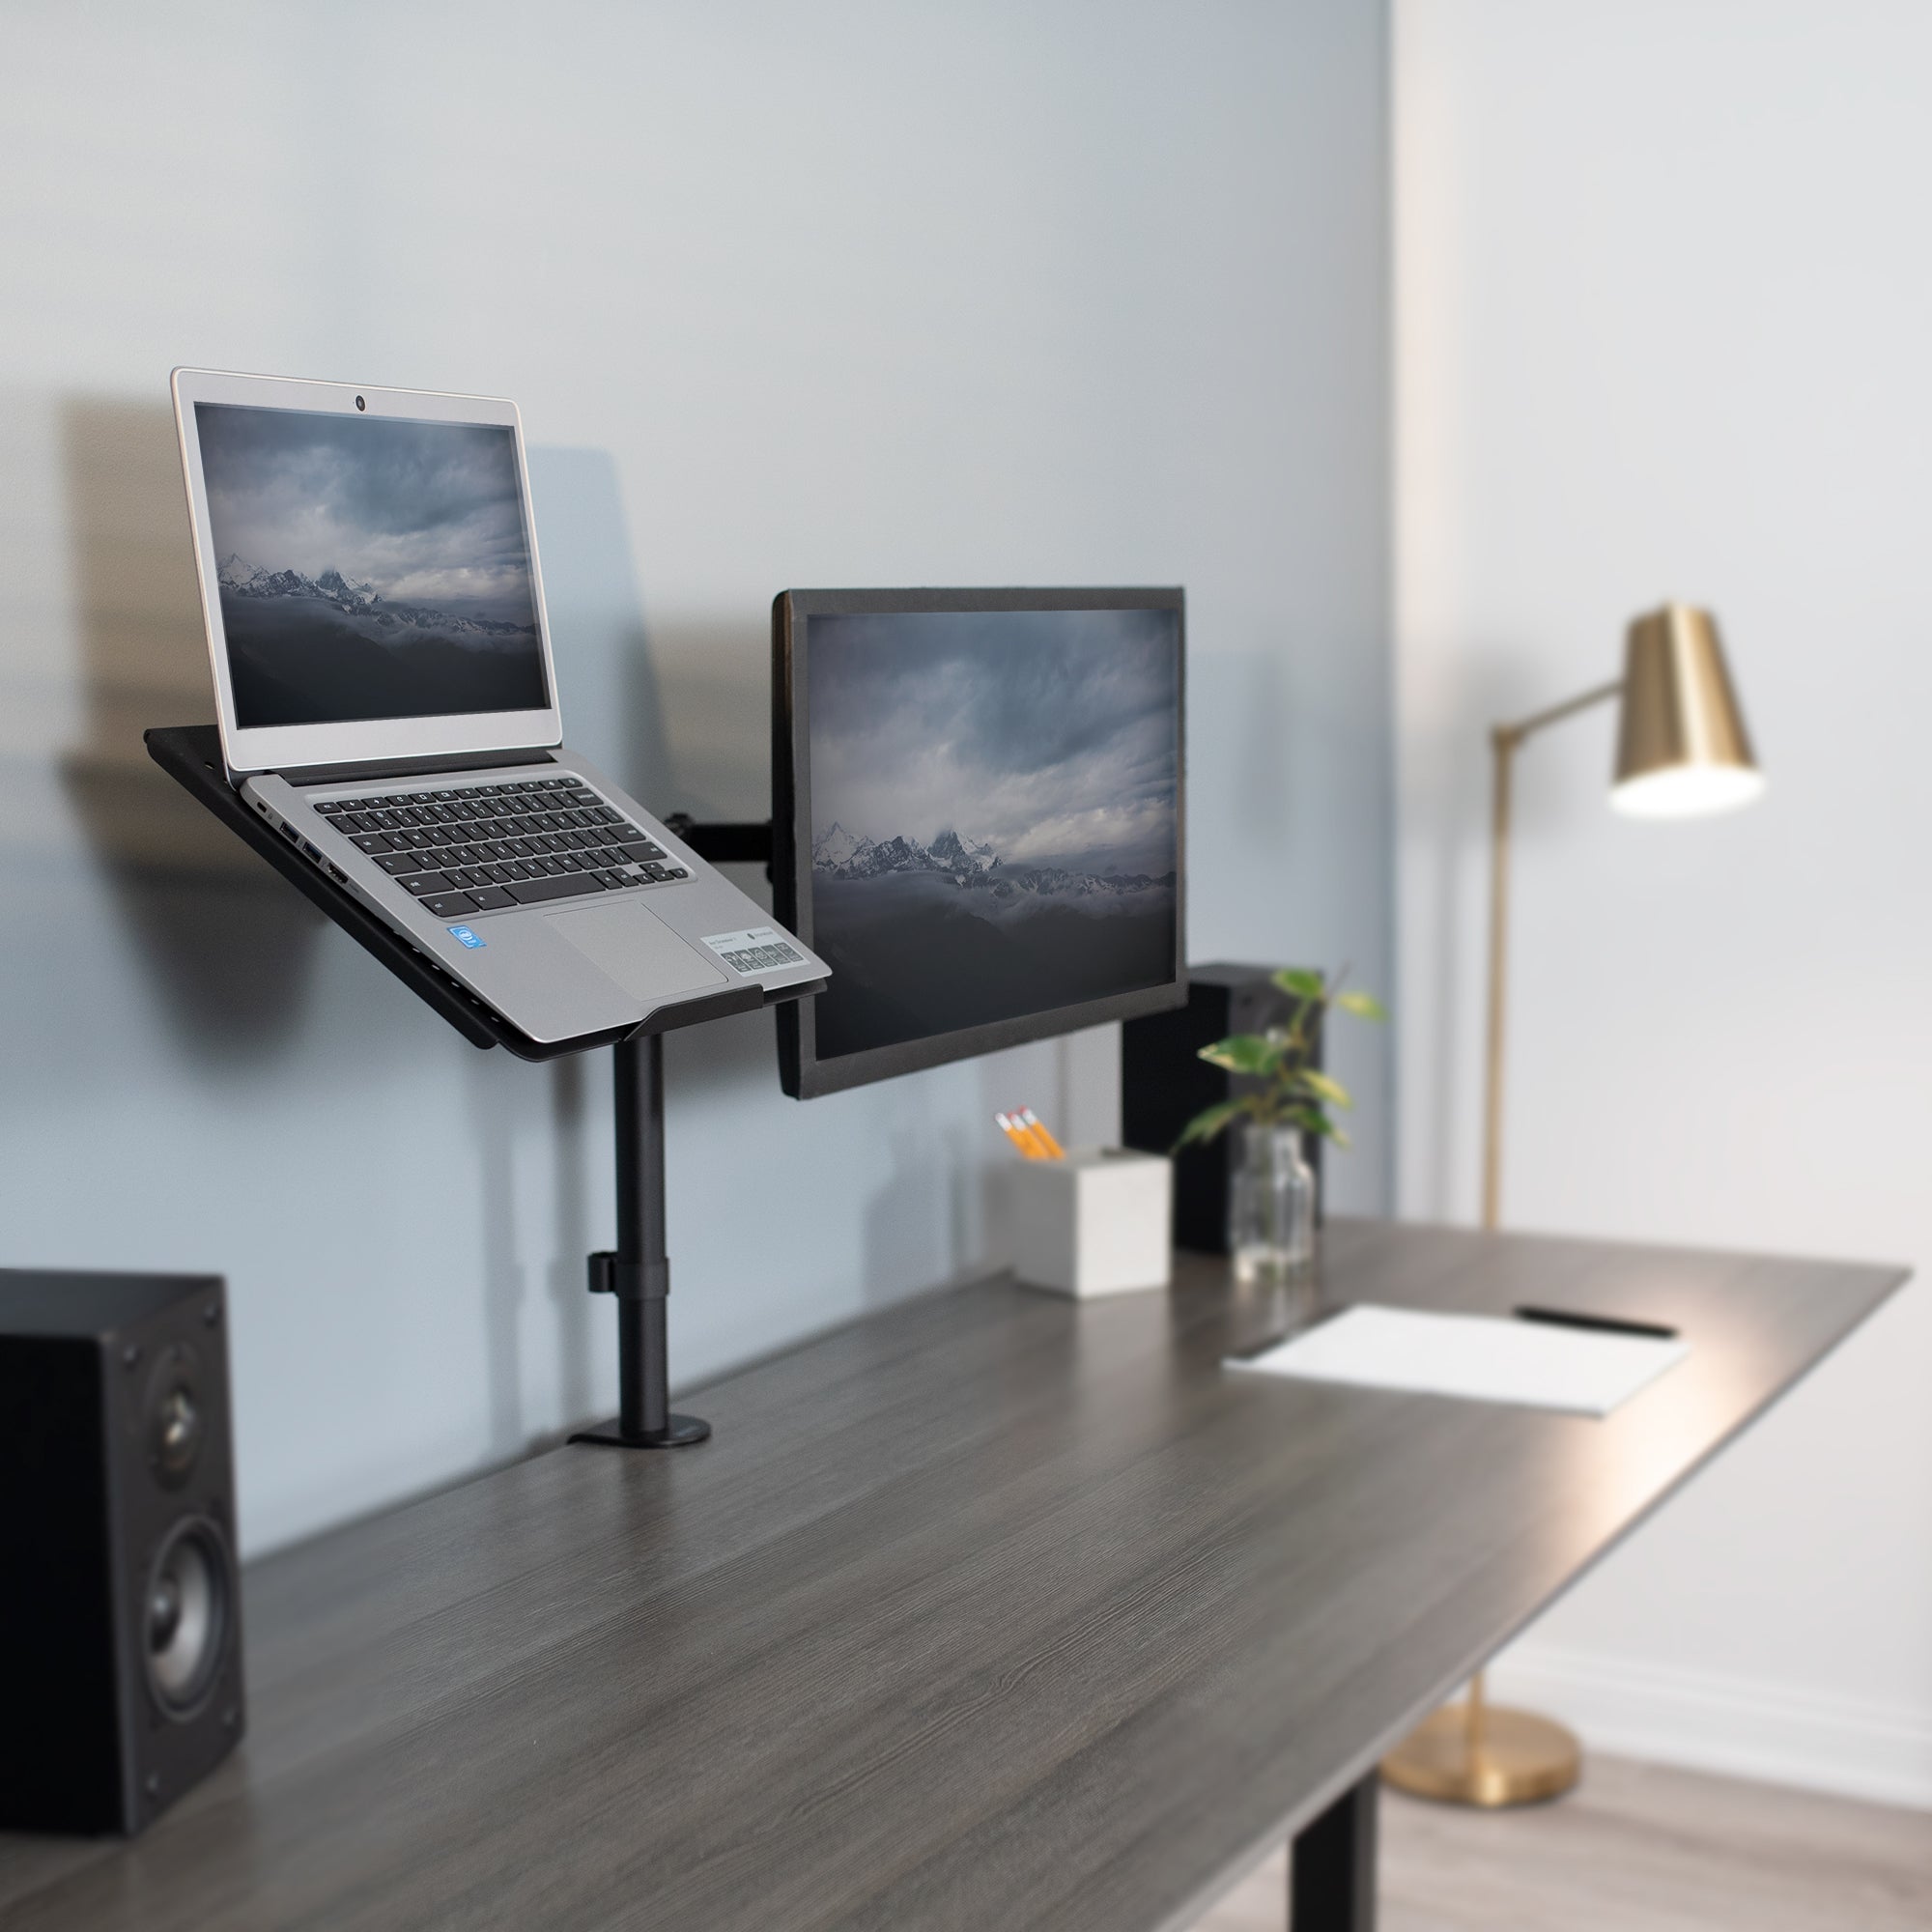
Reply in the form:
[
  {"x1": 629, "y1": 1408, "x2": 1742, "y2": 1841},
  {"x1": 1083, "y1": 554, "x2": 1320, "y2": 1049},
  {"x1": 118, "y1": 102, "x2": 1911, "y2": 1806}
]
[
  {"x1": 1122, "y1": 962, "x2": 1323, "y2": 1253},
  {"x1": 0, "y1": 1270, "x2": 244, "y2": 1834}
]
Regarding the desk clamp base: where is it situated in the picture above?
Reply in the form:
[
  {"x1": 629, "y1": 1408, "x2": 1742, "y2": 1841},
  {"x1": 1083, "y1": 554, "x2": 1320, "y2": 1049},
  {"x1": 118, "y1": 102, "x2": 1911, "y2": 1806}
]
[{"x1": 566, "y1": 1032, "x2": 712, "y2": 1451}]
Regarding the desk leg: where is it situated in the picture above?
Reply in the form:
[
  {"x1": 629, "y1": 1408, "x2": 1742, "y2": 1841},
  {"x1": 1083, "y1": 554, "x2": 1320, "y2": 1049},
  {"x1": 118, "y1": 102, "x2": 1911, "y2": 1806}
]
[{"x1": 1290, "y1": 1773, "x2": 1377, "y2": 1931}]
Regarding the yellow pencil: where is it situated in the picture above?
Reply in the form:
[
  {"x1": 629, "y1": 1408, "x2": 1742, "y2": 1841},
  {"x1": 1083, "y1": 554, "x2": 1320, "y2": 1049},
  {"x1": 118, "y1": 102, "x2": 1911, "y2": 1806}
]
[
  {"x1": 1018, "y1": 1108, "x2": 1065, "y2": 1159},
  {"x1": 994, "y1": 1112, "x2": 1048, "y2": 1158}
]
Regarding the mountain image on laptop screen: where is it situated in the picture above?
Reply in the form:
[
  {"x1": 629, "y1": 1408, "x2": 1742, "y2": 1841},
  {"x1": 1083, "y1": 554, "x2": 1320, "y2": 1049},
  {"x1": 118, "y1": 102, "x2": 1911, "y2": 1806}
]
[
  {"x1": 806, "y1": 607, "x2": 1180, "y2": 1059},
  {"x1": 195, "y1": 403, "x2": 550, "y2": 727}
]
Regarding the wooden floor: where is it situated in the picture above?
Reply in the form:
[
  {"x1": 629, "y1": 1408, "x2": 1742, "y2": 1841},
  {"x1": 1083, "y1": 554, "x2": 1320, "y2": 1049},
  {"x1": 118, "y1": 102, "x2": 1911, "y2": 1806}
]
[{"x1": 1194, "y1": 1757, "x2": 1932, "y2": 1931}]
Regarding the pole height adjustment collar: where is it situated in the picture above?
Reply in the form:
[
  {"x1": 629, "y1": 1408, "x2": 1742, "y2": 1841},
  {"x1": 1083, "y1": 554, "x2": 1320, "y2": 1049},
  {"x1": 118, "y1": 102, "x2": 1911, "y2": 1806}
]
[{"x1": 586, "y1": 1253, "x2": 671, "y2": 1301}]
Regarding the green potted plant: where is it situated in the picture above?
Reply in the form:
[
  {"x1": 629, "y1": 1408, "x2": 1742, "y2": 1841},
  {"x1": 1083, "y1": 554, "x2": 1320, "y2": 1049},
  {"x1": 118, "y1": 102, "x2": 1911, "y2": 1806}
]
[{"x1": 1175, "y1": 967, "x2": 1386, "y2": 1283}]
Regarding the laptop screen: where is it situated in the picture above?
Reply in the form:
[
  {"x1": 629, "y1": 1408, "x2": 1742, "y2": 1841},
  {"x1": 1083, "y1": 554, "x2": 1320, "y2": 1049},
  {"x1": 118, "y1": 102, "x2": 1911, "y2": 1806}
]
[{"x1": 192, "y1": 402, "x2": 551, "y2": 729}]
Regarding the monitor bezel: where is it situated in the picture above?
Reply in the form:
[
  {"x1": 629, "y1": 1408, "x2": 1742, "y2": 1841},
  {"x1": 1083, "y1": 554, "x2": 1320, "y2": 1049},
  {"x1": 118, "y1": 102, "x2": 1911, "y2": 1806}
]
[
  {"x1": 171, "y1": 367, "x2": 565, "y2": 779},
  {"x1": 774, "y1": 586, "x2": 1188, "y2": 1100}
]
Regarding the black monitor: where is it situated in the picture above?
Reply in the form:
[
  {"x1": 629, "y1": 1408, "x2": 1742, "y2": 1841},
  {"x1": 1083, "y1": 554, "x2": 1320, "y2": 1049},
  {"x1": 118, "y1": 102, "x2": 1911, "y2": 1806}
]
[{"x1": 773, "y1": 587, "x2": 1186, "y2": 1098}]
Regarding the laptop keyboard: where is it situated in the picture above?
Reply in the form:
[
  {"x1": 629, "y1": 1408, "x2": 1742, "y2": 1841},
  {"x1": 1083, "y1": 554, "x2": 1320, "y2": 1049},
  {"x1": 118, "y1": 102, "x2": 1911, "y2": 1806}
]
[{"x1": 311, "y1": 775, "x2": 689, "y2": 922}]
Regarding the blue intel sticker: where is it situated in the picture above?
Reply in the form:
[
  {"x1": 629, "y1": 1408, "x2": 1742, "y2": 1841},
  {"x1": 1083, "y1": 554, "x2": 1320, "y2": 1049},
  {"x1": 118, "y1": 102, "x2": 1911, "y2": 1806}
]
[{"x1": 448, "y1": 924, "x2": 485, "y2": 949}]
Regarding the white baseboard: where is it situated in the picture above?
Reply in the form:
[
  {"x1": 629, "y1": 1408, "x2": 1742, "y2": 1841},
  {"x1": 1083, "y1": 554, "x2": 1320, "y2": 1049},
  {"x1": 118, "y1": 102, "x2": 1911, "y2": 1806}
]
[{"x1": 1485, "y1": 1644, "x2": 1932, "y2": 1813}]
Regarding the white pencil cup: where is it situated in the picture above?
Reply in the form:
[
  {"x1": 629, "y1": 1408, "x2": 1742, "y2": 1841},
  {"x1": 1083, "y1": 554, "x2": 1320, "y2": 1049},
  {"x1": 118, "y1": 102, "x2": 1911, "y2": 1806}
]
[{"x1": 1007, "y1": 1146, "x2": 1173, "y2": 1298}]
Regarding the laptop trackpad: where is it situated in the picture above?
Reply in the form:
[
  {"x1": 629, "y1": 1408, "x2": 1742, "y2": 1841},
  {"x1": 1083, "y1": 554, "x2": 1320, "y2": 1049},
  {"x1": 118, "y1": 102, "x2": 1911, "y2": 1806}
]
[{"x1": 545, "y1": 900, "x2": 726, "y2": 1003}]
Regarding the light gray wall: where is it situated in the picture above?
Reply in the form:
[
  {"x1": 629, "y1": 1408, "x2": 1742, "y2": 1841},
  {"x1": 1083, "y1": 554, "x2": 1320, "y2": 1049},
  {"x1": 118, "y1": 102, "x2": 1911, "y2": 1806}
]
[
  {"x1": 1396, "y1": 0, "x2": 1931, "y2": 1806},
  {"x1": 0, "y1": 1, "x2": 1391, "y2": 1553}
]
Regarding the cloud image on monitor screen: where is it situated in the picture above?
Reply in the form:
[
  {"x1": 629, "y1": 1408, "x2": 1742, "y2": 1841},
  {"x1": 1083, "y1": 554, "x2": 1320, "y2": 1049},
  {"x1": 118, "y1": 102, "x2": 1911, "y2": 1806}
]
[{"x1": 807, "y1": 607, "x2": 1179, "y2": 1060}]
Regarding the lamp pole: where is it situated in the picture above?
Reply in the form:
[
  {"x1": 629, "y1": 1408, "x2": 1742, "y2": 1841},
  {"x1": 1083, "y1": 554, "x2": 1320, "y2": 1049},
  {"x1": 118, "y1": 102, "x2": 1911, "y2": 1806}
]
[
  {"x1": 1385, "y1": 676, "x2": 1625, "y2": 1812},
  {"x1": 1481, "y1": 681, "x2": 1623, "y2": 1231},
  {"x1": 1388, "y1": 605, "x2": 1759, "y2": 1811}
]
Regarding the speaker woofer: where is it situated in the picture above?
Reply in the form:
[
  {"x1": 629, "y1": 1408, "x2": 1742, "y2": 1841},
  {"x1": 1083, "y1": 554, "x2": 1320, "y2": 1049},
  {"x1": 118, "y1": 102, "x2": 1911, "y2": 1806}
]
[{"x1": 143, "y1": 1518, "x2": 231, "y2": 1719}]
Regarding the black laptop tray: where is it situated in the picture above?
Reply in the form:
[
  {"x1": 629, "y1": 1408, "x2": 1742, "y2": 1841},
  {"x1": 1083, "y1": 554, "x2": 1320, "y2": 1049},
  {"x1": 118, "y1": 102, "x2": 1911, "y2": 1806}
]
[{"x1": 146, "y1": 725, "x2": 803, "y2": 1061}]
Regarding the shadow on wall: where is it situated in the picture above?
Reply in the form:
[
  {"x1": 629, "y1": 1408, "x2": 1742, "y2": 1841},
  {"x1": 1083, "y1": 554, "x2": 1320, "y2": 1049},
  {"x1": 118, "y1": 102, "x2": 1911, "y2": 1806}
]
[
  {"x1": 469, "y1": 1043, "x2": 525, "y2": 1457},
  {"x1": 520, "y1": 449, "x2": 773, "y2": 821},
  {"x1": 624, "y1": 618, "x2": 774, "y2": 825},
  {"x1": 466, "y1": 1044, "x2": 599, "y2": 1452},
  {"x1": 861, "y1": 1102, "x2": 978, "y2": 1311},
  {"x1": 523, "y1": 444, "x2": 673, "y2": 802},
  {"x1": 546, "y1": 1053, "x2": 596, "y2": 1426},
  {"x1": 59, "y1": 396, "x2": 324, "y2": 1059},
  {"x1": 1234, "y1": 647, "x2": 1293, "y2": 837},
  {"x1": 1184, "y1": 647, "x2": 1297, "y2": 891}
]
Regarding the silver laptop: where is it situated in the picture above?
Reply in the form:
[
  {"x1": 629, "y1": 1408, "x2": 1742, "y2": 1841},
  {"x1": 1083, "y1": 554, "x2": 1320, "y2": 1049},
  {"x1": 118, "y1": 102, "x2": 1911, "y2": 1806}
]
[{"x1": 172, "y1": 368, "x2": 826, "y2": 1045}]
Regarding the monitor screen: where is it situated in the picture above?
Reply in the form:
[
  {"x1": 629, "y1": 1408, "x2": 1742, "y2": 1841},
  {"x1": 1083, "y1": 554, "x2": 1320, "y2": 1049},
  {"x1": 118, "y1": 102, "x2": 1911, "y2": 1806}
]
[
  {"x1": 776, "y1": 590, "x2": 1186, "y2": 1097},
  {"x1": 192, "y1": 402, "x2": 551, "y2": 729}
]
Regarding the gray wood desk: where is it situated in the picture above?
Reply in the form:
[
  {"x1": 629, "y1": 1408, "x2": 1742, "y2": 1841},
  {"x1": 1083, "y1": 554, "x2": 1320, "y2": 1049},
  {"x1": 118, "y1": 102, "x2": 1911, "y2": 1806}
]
[{"x1": 0, "y1": 1220, "x2": 1905, "y2": 1932}]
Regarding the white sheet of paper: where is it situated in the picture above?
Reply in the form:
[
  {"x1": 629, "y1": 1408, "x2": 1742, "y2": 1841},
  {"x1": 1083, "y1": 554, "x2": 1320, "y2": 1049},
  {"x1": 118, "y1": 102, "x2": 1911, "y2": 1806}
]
[{"x1": 1227, "y1": 1303, "x2": 1689, "y2": 1417}]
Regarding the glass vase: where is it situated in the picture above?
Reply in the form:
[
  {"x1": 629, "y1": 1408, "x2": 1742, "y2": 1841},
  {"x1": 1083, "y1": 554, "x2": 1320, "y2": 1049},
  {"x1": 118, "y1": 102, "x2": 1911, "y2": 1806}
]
[{"x1": 1229, "y1": 1122, "x2": 1316, "y2": 1285}]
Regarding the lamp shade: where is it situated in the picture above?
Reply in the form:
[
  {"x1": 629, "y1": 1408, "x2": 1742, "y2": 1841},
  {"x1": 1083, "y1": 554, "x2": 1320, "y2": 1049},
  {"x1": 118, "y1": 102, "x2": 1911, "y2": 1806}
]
[{"x1": 1610, "y1": 604, "x2": 1764, "y2": 818}]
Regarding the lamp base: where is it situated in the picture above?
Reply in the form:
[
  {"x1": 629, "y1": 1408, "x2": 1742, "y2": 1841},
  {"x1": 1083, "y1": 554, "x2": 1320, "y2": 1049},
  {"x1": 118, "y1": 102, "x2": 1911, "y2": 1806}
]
[{"x1": 1380, "y1": 1699, "x2": 1580, "y2": 1808}]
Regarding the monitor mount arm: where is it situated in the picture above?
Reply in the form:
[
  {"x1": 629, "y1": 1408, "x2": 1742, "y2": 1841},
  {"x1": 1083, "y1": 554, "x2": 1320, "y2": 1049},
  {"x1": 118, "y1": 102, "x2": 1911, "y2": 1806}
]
[{"x1": 664, "y1": 814, "x2": 774, "y2": 875}]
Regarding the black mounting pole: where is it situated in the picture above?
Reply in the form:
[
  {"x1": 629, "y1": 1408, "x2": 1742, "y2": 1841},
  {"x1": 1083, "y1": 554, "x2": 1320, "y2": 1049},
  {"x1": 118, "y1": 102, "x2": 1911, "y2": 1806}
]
[
  {"x1": 568, "y1": 1032, "x2": 711, "y2": 1449},
  {"x1": 663, "y1": 814, "x2": 773, "y2": 876}
]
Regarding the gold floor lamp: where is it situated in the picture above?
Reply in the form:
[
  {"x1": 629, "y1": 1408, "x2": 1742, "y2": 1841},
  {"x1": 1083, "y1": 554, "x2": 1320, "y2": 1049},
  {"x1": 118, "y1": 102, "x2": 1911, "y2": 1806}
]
[{"x1": 1380, "y1": 602, "x2": 1765, "y2": 1808}]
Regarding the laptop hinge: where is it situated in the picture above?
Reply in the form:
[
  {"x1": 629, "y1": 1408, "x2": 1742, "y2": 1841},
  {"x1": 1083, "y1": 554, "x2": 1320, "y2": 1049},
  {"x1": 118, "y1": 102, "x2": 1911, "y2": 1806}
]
[{"x1": 279, "y1": 746, "x2": 559, "y2": 787}]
